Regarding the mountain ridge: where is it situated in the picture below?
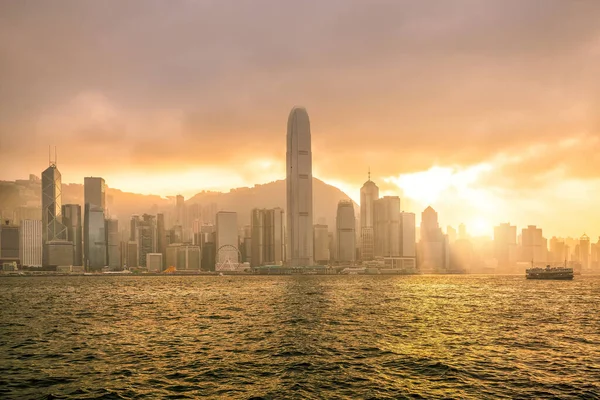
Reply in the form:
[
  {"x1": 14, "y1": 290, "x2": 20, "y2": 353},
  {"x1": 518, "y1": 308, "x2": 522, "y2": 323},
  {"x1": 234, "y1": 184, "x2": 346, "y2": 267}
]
[{"x1": 0, "y1": 177, "x2": 357, "y2": 229}]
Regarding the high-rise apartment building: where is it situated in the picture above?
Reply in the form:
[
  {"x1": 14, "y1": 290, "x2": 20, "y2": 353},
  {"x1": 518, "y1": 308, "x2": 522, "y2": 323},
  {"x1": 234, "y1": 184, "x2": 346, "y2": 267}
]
[
  {"x1": 336, "y1": 200, "x2": 356, "y2": 263},
  {"x1": 286, "y1": 106, "x2": 314, "y2": 266},
  {"x1": 360, "y1": 172, "x2": 379, "y2": 260},
  {"x1": 20, "y1": 219, "x2": 42, "y2": 267},
  {"x1": 250, "y1": 208, "x2": 284, "y2": 267},
  {"x1": 62, "y1": 204, "x2": 82, "y2": 266}
]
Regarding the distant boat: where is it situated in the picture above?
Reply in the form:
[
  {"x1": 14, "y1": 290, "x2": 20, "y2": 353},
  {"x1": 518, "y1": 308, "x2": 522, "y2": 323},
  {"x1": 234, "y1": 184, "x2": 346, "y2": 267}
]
[{"x1": 526, "y1": 263, "x2": 574, "y2": 280}]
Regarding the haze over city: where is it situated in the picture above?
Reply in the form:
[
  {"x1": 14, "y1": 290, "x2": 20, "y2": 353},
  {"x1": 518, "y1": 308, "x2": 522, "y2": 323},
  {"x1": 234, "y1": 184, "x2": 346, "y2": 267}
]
[{"x1": 2, "y1": 1, "x2": 600, "y2": 238}]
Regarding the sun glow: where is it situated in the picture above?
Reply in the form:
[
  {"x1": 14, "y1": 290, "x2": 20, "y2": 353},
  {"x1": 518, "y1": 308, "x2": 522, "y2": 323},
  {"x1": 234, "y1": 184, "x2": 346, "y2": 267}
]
[{"x1": 468, "y1": 216, "x2": 493, "y2": 237}]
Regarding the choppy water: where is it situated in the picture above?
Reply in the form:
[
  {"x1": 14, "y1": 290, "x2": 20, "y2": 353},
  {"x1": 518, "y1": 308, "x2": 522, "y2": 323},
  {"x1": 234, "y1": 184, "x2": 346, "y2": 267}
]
[{"x1": 1, "y1": 275, "x2": 599, "y2": 399}]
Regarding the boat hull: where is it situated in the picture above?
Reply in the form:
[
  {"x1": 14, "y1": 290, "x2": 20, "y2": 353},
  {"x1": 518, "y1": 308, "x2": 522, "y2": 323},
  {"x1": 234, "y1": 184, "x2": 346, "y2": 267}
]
[{"x1": 526, "y1": 275, "x2": 573, "y2": 280}]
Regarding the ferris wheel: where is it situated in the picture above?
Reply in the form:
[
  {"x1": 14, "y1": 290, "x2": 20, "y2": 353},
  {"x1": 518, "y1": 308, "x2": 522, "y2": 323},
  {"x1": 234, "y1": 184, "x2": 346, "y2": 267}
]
[{"x1": 216, "y1": 244, "x2": 242, "y2": 271}]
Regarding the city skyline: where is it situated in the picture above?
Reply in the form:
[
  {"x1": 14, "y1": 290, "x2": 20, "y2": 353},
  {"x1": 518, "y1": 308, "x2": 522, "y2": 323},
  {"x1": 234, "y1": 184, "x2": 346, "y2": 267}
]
[{"x1": 2, "y1": 1, "x2": 600, "y2": 240}]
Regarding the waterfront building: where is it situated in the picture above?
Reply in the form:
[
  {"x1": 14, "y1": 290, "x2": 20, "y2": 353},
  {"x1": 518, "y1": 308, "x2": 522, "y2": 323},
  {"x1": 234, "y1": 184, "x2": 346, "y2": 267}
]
[
  {"x1": 360, "y1": 171, "x2": 379, "y2": 260},
  {"x1": 41, "y1": 162, "x2": 68, "y2": 266},
  {"x1": 84, "y1": 177, "x2": 106, "y2": 270},
  {"x1": 20, "y1": 219, "x2": 42, "y2": 267},
  {"x1": 0, "y1": 220, "x2": 20, "y2": 266},
  {"x1": 106, "y1": 218, "x2": 119, "y2": 268},
  {"x1": 494, "y1": 223, "x2": 517, "y2": 272},
  {"x1": 313, "y1": 224, "x2": 330, "y2": 265},
  {"x1": 336, "y1": 200, "x2": 356, "y2": 263},
  {"x1": 137, "y1": 214, "x2": 156, "y2": 268},
  {"x1": 418, "y1": 206, "x2": 449, "y2": 273},
  {"x1": 146, "y1": 253, "x2": 162, "y2": 272},
  {"x1": 250, "y1": 208, "x2": 284, "y2": 267},
  {"x1": 286, "y1": 106, "x2": 314, "y2": 266},
  {"x1": 62, "y1": 204, "x2": 82, "y2": 266},
  {"x1": 400, "y1": 212, "x2": 416, "y2": 258},
  {"x1": 520, "y1": 225, "x2": 547, "y2": 264},
  {"x1": 374, "y1": 196, "x2": 401, "y2": 257}
]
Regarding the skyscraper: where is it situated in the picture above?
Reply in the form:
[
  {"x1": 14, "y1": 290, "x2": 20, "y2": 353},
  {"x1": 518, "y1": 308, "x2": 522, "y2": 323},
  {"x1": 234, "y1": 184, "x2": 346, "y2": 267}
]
[
  {"x1": 493, "y1": 223, "x2": 517, "y2": 271},
  {"x1": 360, "y1": 171, "x2": 379, "y2": 260},
  {"x1": 41, "y1": 162, "x2": 71, "y2": 267},
  {"x1": 286, "y1": 106, "x2": 313, "y2": 266},
  {"x1": 418, "y1": 206, "x2": 449, "y2": 273},
  {"x1": 137, "y1": 214, "x2": 156, "y2": 268},
  {"x1": 373, "y1": 196, "x2": 401, "y2": 257},
  {"x1": 250, "y1": 208, "x2": 285, "y2": 267},
  {"x1": 520, "y1": 225, "x2": 547, "y2": 264},
  {"x1": 336, "y1": 200, "x2": 356, "y2": 263},
  {"x1": 400, "y1": 212, "x2": 416, "y2": 258},
  {"x1": 106, "y1": 218, "x2": 119, "y2": 268},
  {"x1": 313, "y1": 224, "x2": 330, "y2": 265},
  {"x1": 157, "y1": 213, "x2": 167, "y2": 268},
  {"x1": 62, "y1": 204, "x2": 82, "y2": 266},
  {"x1": 84, "y1": 177, "x2": 106, "y2": 270}
]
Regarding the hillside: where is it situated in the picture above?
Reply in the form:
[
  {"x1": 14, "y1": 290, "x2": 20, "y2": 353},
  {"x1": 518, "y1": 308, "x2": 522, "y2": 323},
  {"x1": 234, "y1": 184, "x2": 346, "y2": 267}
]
[
  {"x1": 187, "y1": 178, "x2": 357, "y2": 226},
  {"x1": 0, "y1": 177, "x2": 357, "y2": 228}
]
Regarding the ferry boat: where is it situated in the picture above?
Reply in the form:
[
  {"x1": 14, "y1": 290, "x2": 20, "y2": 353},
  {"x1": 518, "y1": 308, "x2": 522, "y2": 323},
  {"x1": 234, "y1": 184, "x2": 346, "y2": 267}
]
[{"x1": 526, "y1": 264, "x2": 574, "y2": 280}]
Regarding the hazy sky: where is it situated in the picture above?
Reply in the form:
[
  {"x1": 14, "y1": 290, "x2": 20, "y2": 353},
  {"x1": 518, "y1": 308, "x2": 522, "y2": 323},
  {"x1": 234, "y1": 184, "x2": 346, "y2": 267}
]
[{"x1": 1, "y1": 1, "x2": 599, "y2": 237}]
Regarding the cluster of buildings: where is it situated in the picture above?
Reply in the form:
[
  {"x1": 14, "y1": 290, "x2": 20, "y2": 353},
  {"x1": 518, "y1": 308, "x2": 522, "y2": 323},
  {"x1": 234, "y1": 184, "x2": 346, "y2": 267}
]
[{"x1": 1, "y1": 107, "x2": 598, "y2": 274}]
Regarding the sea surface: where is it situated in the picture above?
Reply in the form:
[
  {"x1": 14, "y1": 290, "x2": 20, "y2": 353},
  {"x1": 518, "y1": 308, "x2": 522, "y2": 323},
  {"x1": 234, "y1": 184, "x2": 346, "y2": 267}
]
[{"x1": 1, "y1": 275, "x2": 599, "y2": 399}]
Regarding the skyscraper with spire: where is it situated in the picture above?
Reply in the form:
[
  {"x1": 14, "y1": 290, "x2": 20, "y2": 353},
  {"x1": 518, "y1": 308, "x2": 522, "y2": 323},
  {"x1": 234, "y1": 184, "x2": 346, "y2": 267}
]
[
  {"x1": 286, "y1": 106, "x2": 313, "y2": 266},
  {"x1": 41, "y1": 149, "x2": 72, "y2": 267},
  {"x1": 360, "y1": 169, "x2": 379, "y2": 260}
]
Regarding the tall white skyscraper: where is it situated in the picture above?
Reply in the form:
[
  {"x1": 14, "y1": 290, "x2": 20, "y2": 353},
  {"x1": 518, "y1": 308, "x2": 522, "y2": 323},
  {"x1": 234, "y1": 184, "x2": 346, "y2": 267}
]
[
  {"x1": 286, "y1": 106, "x2": 314, "y2": 266},
  {"x1": 20, "y1": 219, "x2": 42, "y2": 267},
  {"x1": 360, "y1": 171, "x2": 379, "y2": 260},
  {"x1": 336, "y1": 200, "x2": 356, "y2": 263}
]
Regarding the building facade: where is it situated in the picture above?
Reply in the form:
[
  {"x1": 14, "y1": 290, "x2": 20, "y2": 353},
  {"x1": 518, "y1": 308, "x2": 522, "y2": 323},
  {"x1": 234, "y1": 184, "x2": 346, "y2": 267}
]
[
  {"x1": 373, "y1": 196, "x2": 401, "y2": 257},
  {"x1": 250, "y1": 208, "x2": 285, "y2": 267},
  {"x1": 20, "y1": 219, "x2": 42, "y2": 267},
  {"x1": 313, "y1": 224, "x2": 330, "y2": 265},
  {"x1": 84, "y1": 177, "x2": 106, "y2": 270},
  {"x1": 336, "y1": 200, "x2": 356, "y2": 263},
  {"x1": 360, "y1": 173, "x2": 379, "y2": 260},
  {"x1": 62, "y1": 204, "x2": 82, "y2": 266},
  {"x1": 286, "y1": 106, "x2": 314, "y2": 266},
  {"x1": 41, "y1": 164, "x2": 68, "y2": 266}
]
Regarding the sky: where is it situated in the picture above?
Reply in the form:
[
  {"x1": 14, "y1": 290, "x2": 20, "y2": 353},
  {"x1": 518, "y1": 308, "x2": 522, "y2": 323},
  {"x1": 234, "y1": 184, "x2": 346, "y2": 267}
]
[{"x1": 1, "y1": 0, "x2": 599, "y2": 238}]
